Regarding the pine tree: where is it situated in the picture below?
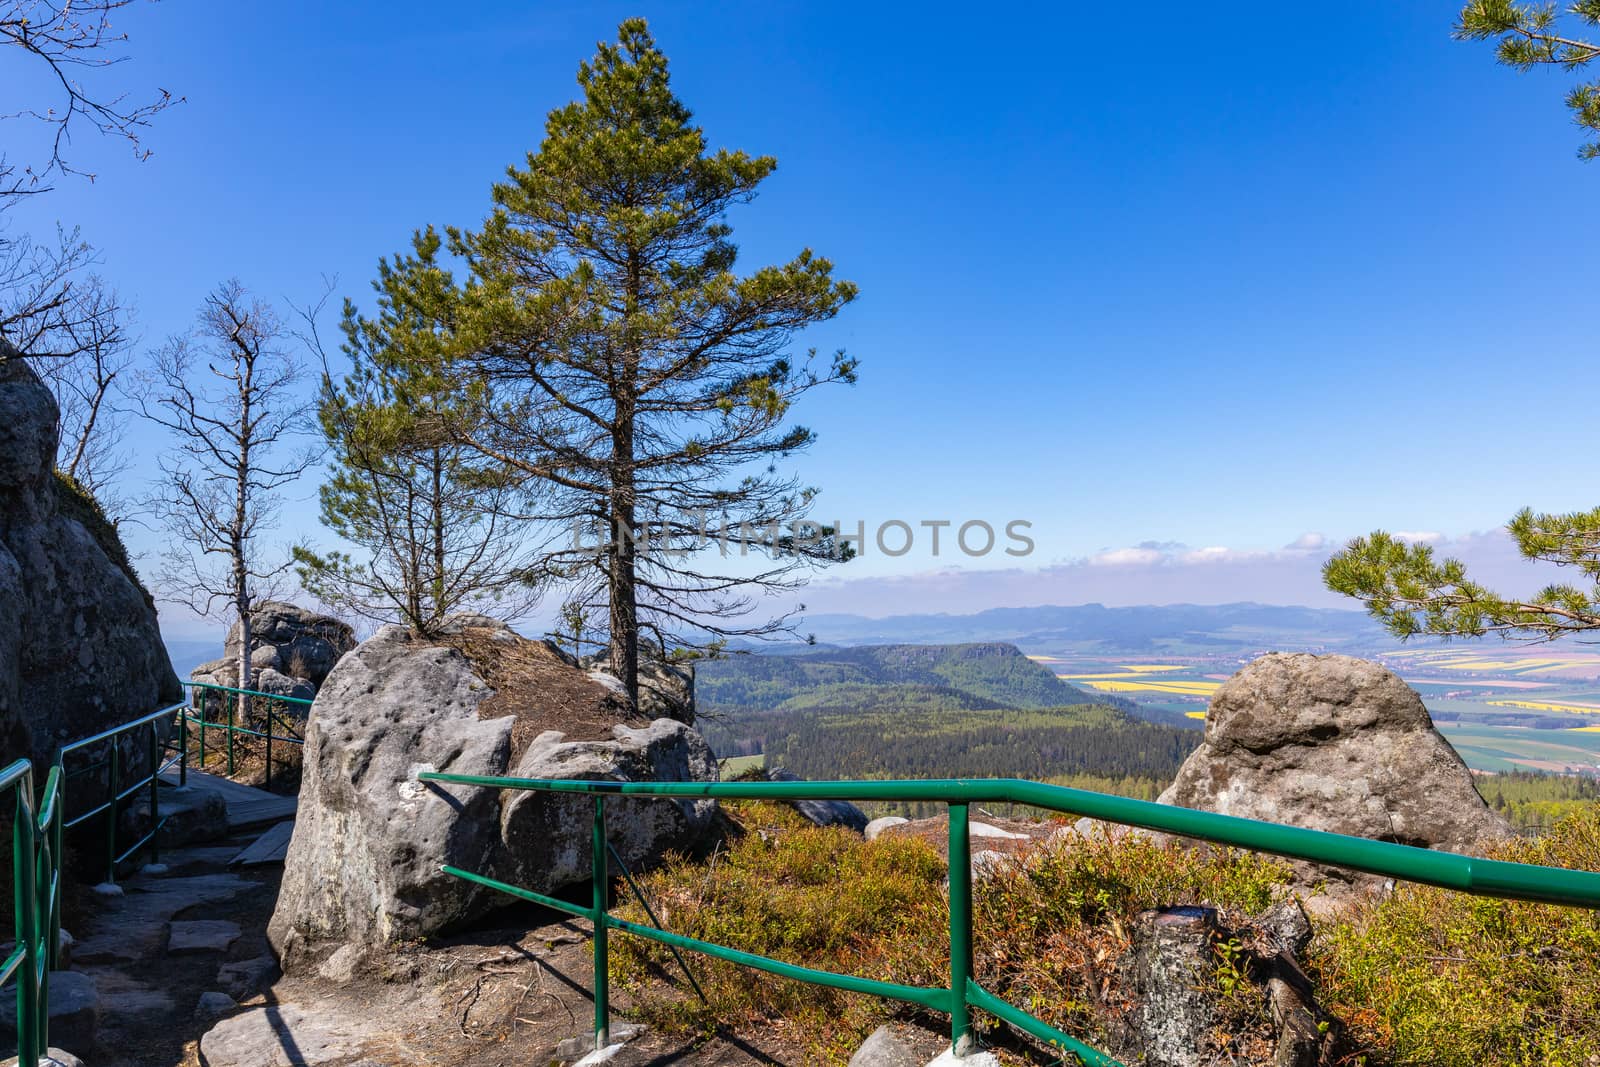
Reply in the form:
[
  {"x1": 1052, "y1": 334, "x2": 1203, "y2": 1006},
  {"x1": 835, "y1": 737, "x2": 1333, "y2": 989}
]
[
  {"x1": 295, "y1": 229, "x2": 540, "y2": 635},
  {"x1": 448, "y1": 19, "x2": 858, "y2": 699},
  {"x1": 1456, "y1": 1, "x2": 1600, "y2": 159},
  {"x1": 1323, "y1": 508, "x2": 1600, "y2": 639}
]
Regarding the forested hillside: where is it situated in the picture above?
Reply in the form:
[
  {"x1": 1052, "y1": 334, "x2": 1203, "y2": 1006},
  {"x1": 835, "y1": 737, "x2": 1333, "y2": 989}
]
[
  {"x1": 698, "y1": 641, "x2": 1099, "y2": 710},
  {"x1": 697, "y1": 642, "x2": 1202, "y2": 811}
]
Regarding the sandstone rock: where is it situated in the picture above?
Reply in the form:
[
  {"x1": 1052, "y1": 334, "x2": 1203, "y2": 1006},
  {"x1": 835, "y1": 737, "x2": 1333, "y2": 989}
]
[
  {"x1": 0, "y1": 971, "x2": 98, "y2": 1052},
  {"x1": 251, "y1": 667, "x2": 315, "y2": 703},
  {"x1": 847, "y1": 1025, "x2": 923, "y2": 1067},
  {"x1": 970, "y1": 849, "x2": 1014, "y2": 880},
  {"x1": 167, "y1": 919, "x2": 241, "y2": 955},
  {"x1": 767, "y1": 770, "x2": 868, "y2": 832},
  {"x1": 190, "y1": 600, "x2": 355, "y2": 697},
  {"x1": 925, "y1": 1048, "x2": 1000, "y2": 1067},
  {"x1": 637, "y1": 660, "x2": 694, "y2": 724},
  {"x1": 579, "y1": 650, "x2": 695, "y2": 724},
  {"x1": 499, "y1": 720, "x2": 719, "y2": 892},
  {"x1": 215, "y1": 955, "x2": 279, "y2": 1001},
  {"x1": 1157, "y1": 653, "x2": 1511, "y2": 893},
  {"x1": 316, "y1": 944, "x2": 363, "y2": 984},
  {"x1": 1256, "y1": 898, "x2": 1313, "y2": 958},
  {"x1": 0, "y1": 1047, "x2": 86, "y2": 1067},
  {"x1": 554, "y1": 1022, "x2": 644, "y2": 1060},
  {"x1": 120, "y1": 784, "x2": 228, "y2": 848},
  {"x1": 268, "y1": 625, "x2": 511, "y2": 967},
  {"x1": 864, "y1": 816, "x2": 909, "y2": 841},
  {"x1": 1130, "y1": 907, "x2": 1218, "y2": 1067},
  {"x1": 270, "y1": 622, "x2": 720, "y2": 970},
  {"x1": 195, "y1": 991, "x2": 238, "y2": 1021},
  {"x1": 0, "y1": 348, "x2": 181, "y2": 772},
  {"x1": 198, "y1": 1002, "x2": 391, "y2": 1067}
]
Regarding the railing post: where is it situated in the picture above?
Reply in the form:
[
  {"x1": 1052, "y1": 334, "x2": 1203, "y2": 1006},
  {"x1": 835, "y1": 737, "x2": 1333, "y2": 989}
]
[
  {"x1": 226, "y1": 693, "x2": 235, "y2": 777},
  {"x1": 948, "y1": 802, "x2": 975, "y2": 1057},
  {"x1": 105, "y1": 739, "x2": 119, "y2": 885},
  {"x1": 33, "y1": 802, "x2": 52, "y2": 1058},
  {"x1": 198, "y1": 688, "x2": 208, "y2": 771},
  {"x1": 48, "y1": 777, "x2": 63, "y2": 972},
  {"x1": 179, "y1": 703, "x2": 189, "y2": 787},
  {"x1": 593, "y1": 793, "x2": 610, "y2": 1049},
  {"x1": 265, "y1": 700, "x2": 273, "y2": 790},
  {"x1": 148, "y1": 720, "x2": 160, "y2": 867},
  {"x1": 15, "y1": 780, "x2": 41, "y2": 1066}
]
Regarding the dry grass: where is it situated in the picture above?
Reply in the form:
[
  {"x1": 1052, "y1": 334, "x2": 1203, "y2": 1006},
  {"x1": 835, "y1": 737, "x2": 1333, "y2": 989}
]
[{"x1": 434, "y1": 626, "x2": 647, "y2": 757}]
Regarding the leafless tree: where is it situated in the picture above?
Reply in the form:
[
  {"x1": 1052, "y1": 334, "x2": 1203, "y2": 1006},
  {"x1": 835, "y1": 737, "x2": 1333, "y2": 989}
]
[
  {"x1": 34, "y1": 274, "x2": 134, "y2": 497},
  {"x1": 0, "y1": 1, "x2": 175, "y2": 512},
  {"x1": 134, "y1": 281, "x2": 317, "y2": 718},
  {"x1": 1, "y1": 228, "x2": 136, "y2": 511},
  {"x1": 1, "y1": 0, "x2": 178, "y2": 205}
]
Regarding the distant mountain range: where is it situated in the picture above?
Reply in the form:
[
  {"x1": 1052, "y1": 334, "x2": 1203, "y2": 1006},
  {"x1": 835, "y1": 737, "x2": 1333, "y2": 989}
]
[{"x1": 796, "y1": 601, "x2": 1393, "y2": 655}]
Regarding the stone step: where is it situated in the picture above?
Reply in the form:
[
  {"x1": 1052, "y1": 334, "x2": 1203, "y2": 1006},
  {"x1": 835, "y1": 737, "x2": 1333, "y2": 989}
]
[{"x1": 0, "y1": 971, "x2": 98, "y2": 1052}]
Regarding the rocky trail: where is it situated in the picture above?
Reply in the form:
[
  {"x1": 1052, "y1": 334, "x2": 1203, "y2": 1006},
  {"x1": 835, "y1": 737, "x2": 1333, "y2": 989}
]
[{"x1": 40, "y1": 788, "x2": 799, "y2": 1067}]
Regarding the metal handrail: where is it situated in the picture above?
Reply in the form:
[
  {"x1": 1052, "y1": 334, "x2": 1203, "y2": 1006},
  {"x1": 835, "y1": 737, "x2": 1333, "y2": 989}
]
[
  {"x1": 2, "y1": 758, "x2": 63, "y2": 1064},
  {"x1": 418, "y1": 771, "x2": 1600, "y2": 1065},
  {"x1": 55, "y1": 701, "x2": 186, "y2": 887},
  {"x1": 181, "y1": 681, "x2": 311, "y2": 788}
]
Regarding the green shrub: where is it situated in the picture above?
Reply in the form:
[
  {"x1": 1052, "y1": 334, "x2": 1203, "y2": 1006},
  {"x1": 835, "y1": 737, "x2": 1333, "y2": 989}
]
[
  {"x1": 611, "y1": 801, "x2": 951, "y2": 1056},
  {"x1": 971, "y1": 829, "x2": 1291, "y2": 1057},
  {"x1": 1311, "y1": 807, "x2": 1600, "y2": 1066},
  {"x1": 611, "y1": 805, "x2": 1293, "y2": 1061}
]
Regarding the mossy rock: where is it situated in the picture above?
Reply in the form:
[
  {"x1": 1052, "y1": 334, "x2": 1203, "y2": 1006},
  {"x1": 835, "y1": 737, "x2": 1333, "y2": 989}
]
[{"x1": 51, "y1": 471, "x2": 152, "y2": 608}]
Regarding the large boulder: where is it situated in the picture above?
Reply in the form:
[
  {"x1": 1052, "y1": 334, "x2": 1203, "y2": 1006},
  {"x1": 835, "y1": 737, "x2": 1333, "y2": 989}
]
[
  {"x1": 1157, "y1": 653, "x2": 1511, "y2": 894},
  {"x1": 0, "y1": 348, "x2": 181, "y2": 770},
  {"x1": 499, "y1": 721, "x2": 719, "y2": 890},
  {"x1": 190, "y1": 600, "x2": 355, "y2": 696},
  {"x1": 267, "y1": 625, "x2": 510, "y2": 968},
  {"x1": 269, "y1": 620, "x2": 720, "y2": 971}
]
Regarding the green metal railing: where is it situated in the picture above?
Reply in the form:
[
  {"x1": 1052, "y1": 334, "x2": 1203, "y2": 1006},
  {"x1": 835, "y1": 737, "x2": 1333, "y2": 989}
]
[
  {"x1": 55, "y1": 703, "x2": 188, "y2": 887},
  {"x1": 182, "y1": 681, "x2": 310, "y2": 789},
  {"x1": 416, "y1": 772, "x2": 1600, "y2": 1065},
  {"x1": 2, "y1": 758, "x2": 62, "y2": 1065},
  {"x1": 3, "y1": 683, "x2": 308, "y2": 1055}
]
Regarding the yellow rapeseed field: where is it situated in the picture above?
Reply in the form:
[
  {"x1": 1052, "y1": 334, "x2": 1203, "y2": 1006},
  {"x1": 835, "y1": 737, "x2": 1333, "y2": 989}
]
[
  {"x1": 1081, "y1": 679, "x2": 1220, "y2": 695},
  {"x1": 1486, "y1": 699, "x2": 1600, "y2": 714}
]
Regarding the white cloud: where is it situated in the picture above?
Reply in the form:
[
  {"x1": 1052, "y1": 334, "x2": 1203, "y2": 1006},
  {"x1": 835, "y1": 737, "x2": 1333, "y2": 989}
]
[
  {"x1": 1090, "y1": 546, "x2": 1165, "y2": 566},
  {"x1": 1180, "y1": 545, "x2": 1245, "y2": 563},
  {"x1": 1393, "y1": 530, "x2": 1444, "y2": 544},
  {"x1": 1284, "y1": 532, "x2": 1327, "y2": 551},
  {"x1": 796, "y1": 527, "x2": 1559, "y2": 619}
]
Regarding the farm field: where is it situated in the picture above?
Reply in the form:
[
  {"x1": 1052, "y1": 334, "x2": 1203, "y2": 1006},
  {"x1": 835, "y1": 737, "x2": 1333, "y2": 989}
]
[
  {"x1": 719, "y1": 753, "x2": 766, "y2": 776},
  {"x1": 1028, "y1": 646, "x2": 1600, "y2": 777}
]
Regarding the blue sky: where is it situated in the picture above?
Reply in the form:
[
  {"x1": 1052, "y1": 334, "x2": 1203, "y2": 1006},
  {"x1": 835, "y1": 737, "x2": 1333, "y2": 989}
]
[{"x1": 9, "y1": 2, "x2": 1597, "y2": 633}]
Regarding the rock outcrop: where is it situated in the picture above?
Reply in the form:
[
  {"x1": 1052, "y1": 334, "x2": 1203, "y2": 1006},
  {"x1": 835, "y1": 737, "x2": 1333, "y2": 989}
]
[
  {"x1": 267, "y1": 625, "x2": 511, "y2": 967},
  {"x1": 499, "y1": 720, "x2": 718, "y2": 890},
  {"x1": 269, "y1": 621, "x2": 721, "y2": 971},
  {"x1": 1157, "y1": 653, "x2": 1511, "y2": 894},
  {"x1": 766, "y1": 769, "x2": 869, "y2": 832},
  {"x1": 580, "y1": 649, "x2": 696, "y2": 724},
  {"x1": 0, "y1": 347, "x2": 181, "y2": 769},
  {"x1": 190, "y1": 600, "x2": 355, "y2": 699}
]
